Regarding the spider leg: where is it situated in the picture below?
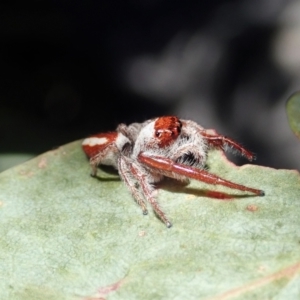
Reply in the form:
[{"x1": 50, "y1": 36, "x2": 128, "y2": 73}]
[
  {"x1": 138, "y1": 154, "x2": 264, "y2": 196},
  {"x1": 118, "y1": 156, "x2": 148, "y2": 215},
  {"x1": 129, "y1": 161, "x2": 172, "y2": 227},
  {"x1": 201, "y1": 131, "x2": 255, "y2": 161},
  {"x1": 89, "y1": 144, "x2": 117, "y2": 176},
  {"x1": 116, "y1": 122, "x2": 144, "y2": 144}
]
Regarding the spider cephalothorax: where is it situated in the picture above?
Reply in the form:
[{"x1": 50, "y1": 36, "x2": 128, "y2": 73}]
[{"x1": 82, "y1": 116, "x2": 264, "y2": 227}]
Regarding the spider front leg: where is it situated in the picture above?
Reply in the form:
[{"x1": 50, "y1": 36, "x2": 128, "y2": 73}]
[
  {"x1": 201, "y1": 131, "x2": 255, "y2": 161},
  {"x1": 118, "y1": 156, "x2": 148, "y2": 215},
  {"x1": 128, "y1": 160, "x2": 172, "y2": 228},
  {"x1": 138, "y1": 154, "x2": 265, "y2": 196}
]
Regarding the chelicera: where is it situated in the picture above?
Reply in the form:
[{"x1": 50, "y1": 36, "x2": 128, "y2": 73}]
[{"x1": 82, "y1": 116, "x2": 264, "y2": 227}]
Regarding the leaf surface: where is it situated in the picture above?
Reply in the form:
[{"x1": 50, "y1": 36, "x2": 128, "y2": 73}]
[{"x1": 0, "y1": 141, "x2": 299, "y2": 299}]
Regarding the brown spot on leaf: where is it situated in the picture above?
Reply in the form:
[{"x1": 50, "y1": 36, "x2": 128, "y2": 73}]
[
  {"x1": 81, "y1": 279, "x2": 123, "y2": 300},
  {"x1": 19, "y1": 170, "x2": 34, "y2": 177},
  {"x1": 38, "y1": 157, "x2": 47, "y2": 168},
  {"x1": 97, "y1": 279, "x2": 123, "y2": 295},
  {"x1": 247, "y1": 204, "x2": 258, "y2": 212},
  {"x1": 138, "y1": 230, "x2": 146, "y2": 237},
  {"x1": 209, "y1": 262, "x2": 300, "y2": 300}
]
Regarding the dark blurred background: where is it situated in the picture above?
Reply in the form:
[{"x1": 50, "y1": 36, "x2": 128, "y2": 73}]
[{"x1": 1, "y1": 0, "x2": 300, "y2": 171}]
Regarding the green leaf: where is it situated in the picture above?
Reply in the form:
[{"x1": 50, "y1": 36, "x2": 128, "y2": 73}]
[
  {"x1": 286, "y1": 91, "x2": 300, "y2": 139},
  {"x1": 0, "y1": 154, "x2": 34, "y2": 172},
  {"x1": 0, "y1": 141, "x2": 300, "y2": 299}
]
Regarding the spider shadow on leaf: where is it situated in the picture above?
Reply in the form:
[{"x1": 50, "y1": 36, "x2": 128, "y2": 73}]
[
  {"x1": 92, "y1": 167, "x2": 255, "y2": 200},
  {"x1": 91, "y1": 165, "x2": 120, "y2": 182},
  {"x1": 158, "y1": 178, "x2": 257, "y2": 201}
]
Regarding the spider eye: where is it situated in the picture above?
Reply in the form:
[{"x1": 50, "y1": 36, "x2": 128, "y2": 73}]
[{"x1": 155, "y1": 131, "x2": 161, "y2": 137}]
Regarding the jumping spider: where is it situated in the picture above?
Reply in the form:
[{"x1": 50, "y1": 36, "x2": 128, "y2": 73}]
[{"x1": 82, "y1": 116, "x2": 264, "y2": 227}]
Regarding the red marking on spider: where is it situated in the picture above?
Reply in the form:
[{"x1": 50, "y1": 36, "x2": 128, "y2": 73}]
[
  {"x1": 82, "y1": 132, "x2": 118, "y2": 160},
  {"x1": 154, "y1": 116, "x2": 182, "y2": 147},
  {"x1": 82, "y1": 116, "x2": 264, "y2": 228}
]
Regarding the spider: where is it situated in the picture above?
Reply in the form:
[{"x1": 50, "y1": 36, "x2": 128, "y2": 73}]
[{"x1": 82, "y1": 116, "x2": 264, "y2": 227}]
